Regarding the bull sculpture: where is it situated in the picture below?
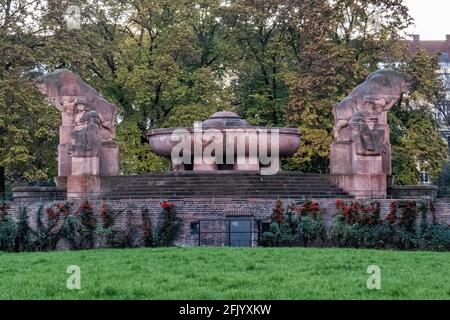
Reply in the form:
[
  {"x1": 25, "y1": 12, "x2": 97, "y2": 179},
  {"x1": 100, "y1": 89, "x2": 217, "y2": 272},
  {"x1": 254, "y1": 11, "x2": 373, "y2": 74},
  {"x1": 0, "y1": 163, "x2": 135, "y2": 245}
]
[
  {"x1": 332, "y1": 69, "x2": 412, "y2": 143},
  {"x1": 36, "y1": 69, "x2": 117, "y2": 142}
]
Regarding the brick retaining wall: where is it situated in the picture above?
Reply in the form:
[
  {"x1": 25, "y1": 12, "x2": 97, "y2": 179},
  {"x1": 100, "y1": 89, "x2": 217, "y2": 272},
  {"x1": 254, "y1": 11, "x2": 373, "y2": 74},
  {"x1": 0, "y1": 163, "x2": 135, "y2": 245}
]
[{"x1": 3, "y1": 198, "x2": 450, "y2": 249}]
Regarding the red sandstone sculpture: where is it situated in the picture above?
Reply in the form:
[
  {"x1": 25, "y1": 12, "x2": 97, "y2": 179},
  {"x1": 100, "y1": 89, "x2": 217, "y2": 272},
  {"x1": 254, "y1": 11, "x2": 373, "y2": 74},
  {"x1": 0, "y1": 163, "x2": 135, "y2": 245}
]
[
  {"x1": 330, "y1": 69, "x2": 412, "y2": 198},
  {"x1": 147, "y1": 111, "x2": 301, "y2": 175},
  {"x1": 36, "y1": 69, "x2": 119, "y2": 198},
  {"x1": 36, "y1": 69, "x2": 116, "y2": 141}
]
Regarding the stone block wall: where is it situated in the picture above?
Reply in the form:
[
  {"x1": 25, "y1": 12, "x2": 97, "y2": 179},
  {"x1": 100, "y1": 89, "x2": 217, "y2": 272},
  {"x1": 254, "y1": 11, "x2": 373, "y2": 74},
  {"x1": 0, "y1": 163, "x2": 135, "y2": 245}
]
[{"x1": 3, "y1": 197, "x2": 450, "y2": 249}]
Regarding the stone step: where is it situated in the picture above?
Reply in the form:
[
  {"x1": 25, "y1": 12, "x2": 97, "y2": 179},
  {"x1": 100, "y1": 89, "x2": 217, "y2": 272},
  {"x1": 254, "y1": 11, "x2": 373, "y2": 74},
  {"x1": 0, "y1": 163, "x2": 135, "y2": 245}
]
[
  {"x1": 119, "y1": 177, "x2": 331, "y2": 181},
  {"x1": 108, "y1": 185, "x2": 345, "y2": 192},
  {"x1": 115, "y1": 172, "x2": 330, "y2": 178},
  {"x1": 108, "y1": 178, "x2": 333, "y2": 184},
  {"x1": 106, "y1": 194, "x2": 353, "y2": 200},
  {"x1": 109, "y1": 185, "x2": 345, "y2": 190},
  {"x1": 107, "y1": 190, "x2": 349, "y2": 196},
  {"x1": 104, "y1": 173, "x2": 351, "y2": 199}
]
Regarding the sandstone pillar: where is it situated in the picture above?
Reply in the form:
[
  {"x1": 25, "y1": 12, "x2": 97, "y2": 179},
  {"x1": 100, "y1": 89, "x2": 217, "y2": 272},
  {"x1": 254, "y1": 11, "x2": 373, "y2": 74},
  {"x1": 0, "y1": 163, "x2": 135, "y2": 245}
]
[
  {"x1": 36, "y1": 69, "x2": 120, "y2": 199},
  {"x1": 329, "y1": 69, "x2": 412, "y2": 199}
]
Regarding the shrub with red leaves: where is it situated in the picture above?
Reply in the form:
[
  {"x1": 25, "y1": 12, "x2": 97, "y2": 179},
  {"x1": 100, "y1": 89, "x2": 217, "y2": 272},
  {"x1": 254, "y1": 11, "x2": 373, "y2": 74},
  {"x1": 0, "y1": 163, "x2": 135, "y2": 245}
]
[
  {"x1": 45, "y1": 207, "x2": 60, "y2": 221},
  {"x1": 387, "y1": 201, "x2": 397, "y2": 224},
  {"x1": 297, "y1": 201, "x2": 321, "y2": 218},
  {"x1": 156, "y1": 201, "x2": 181, "y2": 246},
  {"x1": 336, "y1": 200, "x2": 381, "y2": 225},
  {"x1": 161, "y1": 201, "x2": 176, "y2": 209},
  {"x1": 56, "y1": 202, "x2": 71, "y2": 216},
  {"x1": 271, "y1": 200, "x2": 285, "y2": 223}
]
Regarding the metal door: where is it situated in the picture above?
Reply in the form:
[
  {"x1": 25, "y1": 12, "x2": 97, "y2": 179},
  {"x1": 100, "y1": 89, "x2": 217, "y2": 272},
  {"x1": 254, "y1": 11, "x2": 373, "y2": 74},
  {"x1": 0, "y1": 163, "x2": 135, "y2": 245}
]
[{"x1": 228, "y1": 218, "x2": 252, "y2": 247}]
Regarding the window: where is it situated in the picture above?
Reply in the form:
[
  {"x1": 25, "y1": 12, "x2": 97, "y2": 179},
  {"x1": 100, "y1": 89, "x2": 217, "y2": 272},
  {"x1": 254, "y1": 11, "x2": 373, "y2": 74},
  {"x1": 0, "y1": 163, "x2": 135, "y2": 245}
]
[{"x1": 190, "y1": 222, "x2": 199, "y2": 235}]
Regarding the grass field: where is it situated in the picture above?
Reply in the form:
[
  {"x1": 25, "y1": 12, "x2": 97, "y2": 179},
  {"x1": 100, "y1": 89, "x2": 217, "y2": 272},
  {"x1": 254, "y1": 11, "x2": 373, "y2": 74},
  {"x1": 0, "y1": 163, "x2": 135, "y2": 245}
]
[{"x1": 0, "y1": 247, "x2": 449, "y2": 300}]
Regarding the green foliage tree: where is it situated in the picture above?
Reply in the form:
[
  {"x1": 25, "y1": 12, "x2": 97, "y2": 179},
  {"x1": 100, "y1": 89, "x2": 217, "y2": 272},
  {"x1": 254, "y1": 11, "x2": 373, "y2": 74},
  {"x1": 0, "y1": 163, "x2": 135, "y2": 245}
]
[
  {"x1": 390, "y1": 50, "x2": 448, "y2": 184},
  {"x1": 116, "y1": 120, "x2": 169, "y2": 174},
  {"x1": 0, "y1": 0, "x2": 447, "y2": 182},
  {"x1": 0, "y1": 0, "x2": 59, "y2": 190}
]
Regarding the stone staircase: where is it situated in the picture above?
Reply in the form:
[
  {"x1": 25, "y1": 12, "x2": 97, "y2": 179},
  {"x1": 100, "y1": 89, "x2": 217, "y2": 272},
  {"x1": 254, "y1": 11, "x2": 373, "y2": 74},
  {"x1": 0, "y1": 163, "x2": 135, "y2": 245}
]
[{"x1": 104, "y1": 172, "x2": 352, "y2": 200}]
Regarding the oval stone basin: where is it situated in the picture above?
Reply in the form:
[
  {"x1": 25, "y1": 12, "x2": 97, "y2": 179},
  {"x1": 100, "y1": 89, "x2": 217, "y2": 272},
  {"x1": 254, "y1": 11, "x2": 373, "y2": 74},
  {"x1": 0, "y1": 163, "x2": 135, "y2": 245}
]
[{"x1": 147, "y1": 111, "x2": 301, "y2": 172}]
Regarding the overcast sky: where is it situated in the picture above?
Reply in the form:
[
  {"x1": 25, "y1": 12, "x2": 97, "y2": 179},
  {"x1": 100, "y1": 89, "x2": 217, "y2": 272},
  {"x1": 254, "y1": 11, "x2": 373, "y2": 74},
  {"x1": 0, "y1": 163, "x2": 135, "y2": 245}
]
[{"x1": 405, "y1": 0, "x2": 450, "y2": 40}]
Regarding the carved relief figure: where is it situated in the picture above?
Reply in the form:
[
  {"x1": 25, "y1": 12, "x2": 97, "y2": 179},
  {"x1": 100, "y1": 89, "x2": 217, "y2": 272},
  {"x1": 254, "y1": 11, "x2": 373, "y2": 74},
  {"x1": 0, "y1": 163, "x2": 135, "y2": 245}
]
[
  {"x1": 348, "y1": 111, "x2": 385, "y2": 155},
  {"x1": 36, "y1": 69, "x2": 117, "y2": 141},
  {"x1": 332, "y1": 69, "x2": 412, "y2": 144},
  {"x1": 70, "y1": 109, "x2": 102, "y2": 158}
]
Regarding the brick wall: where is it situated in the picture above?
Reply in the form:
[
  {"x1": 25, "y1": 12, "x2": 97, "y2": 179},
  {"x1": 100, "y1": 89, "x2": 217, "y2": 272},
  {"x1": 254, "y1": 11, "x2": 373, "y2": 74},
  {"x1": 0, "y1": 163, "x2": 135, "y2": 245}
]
[{"x1": 4, "y1": 198, "x2": 450, "y2": 249}]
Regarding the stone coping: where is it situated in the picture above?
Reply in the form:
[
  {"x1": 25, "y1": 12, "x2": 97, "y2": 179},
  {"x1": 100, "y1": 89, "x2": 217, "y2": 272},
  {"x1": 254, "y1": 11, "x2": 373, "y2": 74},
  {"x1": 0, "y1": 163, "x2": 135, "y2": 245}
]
[
  {"x1": 389, "y1": 185, "x2": 439, "y2": 190},
  {"x1": 12, "y1": 187, "x2": 66, "y2": 192}
]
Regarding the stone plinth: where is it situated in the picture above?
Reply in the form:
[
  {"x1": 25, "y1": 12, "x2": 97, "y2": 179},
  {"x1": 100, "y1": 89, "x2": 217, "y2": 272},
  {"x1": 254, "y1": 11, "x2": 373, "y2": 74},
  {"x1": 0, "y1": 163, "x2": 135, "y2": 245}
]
[
  {"x1": 100, "y1": 141, "x2": 119, "y2": 176},
  {"x1": 67, "y1": 175, "x2": 102, "y2": 199},
  {"x1": 72, "y1": 157, "x2": 100, "y2": 176},
  {"x1": 388, "y1": 185, "x2": 438, "y2": 200},
  {"x1": 330, "y1": 174, "x2": 387, "y2": 198},
  {"x1": 58, "y1": 144, "x2": 73, "y2": 177},
  {"x1": 330, "y1": 141, "x2": 387, "y2": 198}
]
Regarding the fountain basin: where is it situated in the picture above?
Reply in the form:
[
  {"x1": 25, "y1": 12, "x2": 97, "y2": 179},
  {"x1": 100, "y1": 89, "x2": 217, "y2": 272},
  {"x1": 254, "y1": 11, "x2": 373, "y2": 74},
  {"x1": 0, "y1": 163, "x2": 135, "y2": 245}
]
[{"x1": 147, "y1": 112, "x2": 301, "y2": 172}]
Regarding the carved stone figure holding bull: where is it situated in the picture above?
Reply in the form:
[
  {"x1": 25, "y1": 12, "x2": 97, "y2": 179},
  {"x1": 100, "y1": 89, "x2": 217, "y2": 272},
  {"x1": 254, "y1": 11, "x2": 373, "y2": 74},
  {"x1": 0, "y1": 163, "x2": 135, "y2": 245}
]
[
  {"x1": 35, "y1": 69, "x2": 119, "y2": 185},
  {"x1": 332, "y1": 69, "x2": 412, "y2": 155},
  {"x1": 330, "y1": 69, "x2": 412, "y2": 198},
  {"x1": 36, "y1": 69, "x2": 117, "y2": 142}
]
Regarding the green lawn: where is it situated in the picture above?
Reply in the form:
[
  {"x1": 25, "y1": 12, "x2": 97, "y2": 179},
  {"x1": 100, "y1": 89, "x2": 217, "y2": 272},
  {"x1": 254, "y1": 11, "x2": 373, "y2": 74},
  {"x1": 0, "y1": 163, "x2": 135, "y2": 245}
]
[{"x1": 0, "y1": 247, "x2": 449, "y2": 299}]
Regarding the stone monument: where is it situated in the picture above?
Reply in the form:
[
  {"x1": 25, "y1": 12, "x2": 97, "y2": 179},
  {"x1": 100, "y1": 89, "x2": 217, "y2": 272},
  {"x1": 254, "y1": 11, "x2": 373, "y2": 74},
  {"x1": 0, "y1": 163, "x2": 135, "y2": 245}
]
[
  {"x1": 330, "y1": 69, "x2": 412, "y2": 198},
  {"x1": 36, "y1": 69, "x2": 119, "y2": 198}
]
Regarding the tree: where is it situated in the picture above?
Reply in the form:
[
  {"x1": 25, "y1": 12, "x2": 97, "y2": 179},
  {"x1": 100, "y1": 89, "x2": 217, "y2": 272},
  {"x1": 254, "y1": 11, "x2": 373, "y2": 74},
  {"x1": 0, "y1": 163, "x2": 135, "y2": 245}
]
[
  {"x1": 116, "y1": 120, "x2": 169, "y2": 175},
  {"x1": 390, "y1": 50, "x2": 449, "y2": 184},
  {"x1": 0, "y1": 0, "x2": 59, "y2": 189},
  {"x1": 39, "y1": 0, "x2": 231, "y2": 173},
  {"x1": 284, "y1": 0, "x2": 411, "y2": 172},
  {"x1": 1, "y1": 0, "x2": 446, "y2": 183},
  {"x1": 221, "y1": 0, "x2": 292, "y2": 126}
]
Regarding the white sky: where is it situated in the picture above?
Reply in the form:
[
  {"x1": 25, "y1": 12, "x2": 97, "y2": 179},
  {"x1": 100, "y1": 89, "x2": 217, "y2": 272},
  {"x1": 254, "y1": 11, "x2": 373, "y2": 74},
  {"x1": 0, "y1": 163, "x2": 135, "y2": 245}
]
[{"x1": 405, "y1": 0, "x2": 450, "y2": 40}]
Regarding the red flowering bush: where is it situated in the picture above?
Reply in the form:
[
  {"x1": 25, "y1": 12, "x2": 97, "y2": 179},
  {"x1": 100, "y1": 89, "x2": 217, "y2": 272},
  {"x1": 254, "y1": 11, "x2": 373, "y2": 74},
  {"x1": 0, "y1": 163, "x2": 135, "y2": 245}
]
[
  {"x1": 45, "y1": 207, "x2": 60, "y2": 221},
  {"x1": 297, "y1": 201, "x2": 321, "y2": 218},
  {"x1": 335, "y1": 200, "x2": 381, "y2": 225},
  {"x1": 397, "y1": 201, "x2": 418, "y2": 232},
  {"x1": 76, "y1": 200, "x2": 93, "y2": 215},
  {"x1": 155, "y1": 201, "x2": 181, "y2": 246},
  {"x1": 261, "y1": 200, "x2": 324, "y2": 247},
  {"x1": 77, "y1": 200, "x2": 97, "y2": 249},
  {"x1": 97, "y1": 202, "x2": 123, "y2": 248},
  {"x1": 100, "y1": 202, "x2": 115, "y2": 229},
  {"x1": 56, "y1": 202, "x2": 72, "y2": 216},
  {"x1": 161, "y1": 201, "x2": 176, "y2": 209},
  {"x1": 271, "y1": 200, "x2": 285, "y2": 223},
  {"x1": 387, "y1": 201, "x2": 397, "y2": 224}
]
